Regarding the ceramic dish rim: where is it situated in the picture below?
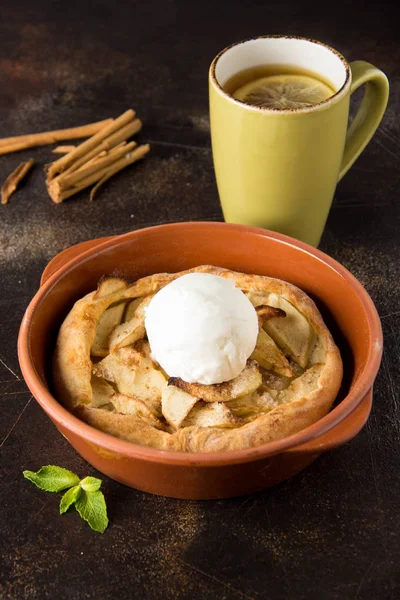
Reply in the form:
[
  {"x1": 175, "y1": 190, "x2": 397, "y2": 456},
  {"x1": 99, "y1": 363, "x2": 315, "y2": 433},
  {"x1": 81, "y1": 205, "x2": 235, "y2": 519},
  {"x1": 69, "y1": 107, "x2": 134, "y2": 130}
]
[{"x1": 18, "y1": 222, "x2": 383, "y2": 466}]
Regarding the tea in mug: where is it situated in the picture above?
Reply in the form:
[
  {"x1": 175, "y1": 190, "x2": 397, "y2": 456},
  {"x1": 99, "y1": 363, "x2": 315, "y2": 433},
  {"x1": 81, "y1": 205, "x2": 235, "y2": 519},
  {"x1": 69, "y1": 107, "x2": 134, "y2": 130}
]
[{"x1": 224, "y1": 64, "x2": 337, "y2": 109}]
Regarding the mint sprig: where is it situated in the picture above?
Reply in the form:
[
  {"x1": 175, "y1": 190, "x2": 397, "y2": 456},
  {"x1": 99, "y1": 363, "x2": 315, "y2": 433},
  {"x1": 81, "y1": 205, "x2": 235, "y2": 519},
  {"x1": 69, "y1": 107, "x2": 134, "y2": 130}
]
[
  {"x1": 60, "y1": 485, "x2": 81, "y2": 514},
  {"x1": 79, "y1": 476, "x2": 102, "y2": 492},
  {"x1": 75, "y1": 489, "x2": 108, "y2": 533},
  {"x1": 23, "y1": 466, "x2": 79, "y2": 492},
  {"x1": 23, "y1": 466, "x2": 108, "y2": 533}
]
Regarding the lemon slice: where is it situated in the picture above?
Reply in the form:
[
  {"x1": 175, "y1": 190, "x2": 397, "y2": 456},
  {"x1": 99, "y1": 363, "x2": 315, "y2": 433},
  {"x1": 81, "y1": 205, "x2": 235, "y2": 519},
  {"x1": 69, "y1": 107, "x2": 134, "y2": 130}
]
[{"x1": 233, "y1": 74, "x2": 333, "y2": 109}]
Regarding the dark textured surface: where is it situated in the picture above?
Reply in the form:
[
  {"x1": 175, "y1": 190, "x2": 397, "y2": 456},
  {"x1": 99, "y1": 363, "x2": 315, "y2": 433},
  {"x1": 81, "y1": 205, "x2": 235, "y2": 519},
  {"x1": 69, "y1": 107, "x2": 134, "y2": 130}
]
[{"x1": 1, "y1": 1, "x2": 399, "y2": 598}]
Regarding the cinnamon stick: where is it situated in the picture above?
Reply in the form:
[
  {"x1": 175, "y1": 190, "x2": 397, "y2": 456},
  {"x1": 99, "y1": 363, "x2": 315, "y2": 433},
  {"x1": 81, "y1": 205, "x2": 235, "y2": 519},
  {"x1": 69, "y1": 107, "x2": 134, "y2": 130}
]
[
  {"x1": 47, "y1": 144, "x2": 150, "y2": 203},
  {"x1": 74, "y1": 142, "x2": 127, "y2": 173},
  {"x1": 52, "y1": 145, "x2": 76, "y2": 154},
  {"x1": 89, "y1": 144, "x2": 150, "y2": 201},
  {"x1": 75, "y1": 150, "x2": 107, "y2": 171},
  {"x1": 60, "y1": 141, "x2": 138, "y2": 189},
  {"x1": 0, "y1": 119, "x2": 113, "y2": 156},
  {"x1": 46, "y1": 109, "x2": 136, "y2": 180},
  {"x1": 50, "y1": 119, "x2": 142, "y2": 182},
  {"x1": 1, "y1": 159, "x2": 35, "y2": 204}
]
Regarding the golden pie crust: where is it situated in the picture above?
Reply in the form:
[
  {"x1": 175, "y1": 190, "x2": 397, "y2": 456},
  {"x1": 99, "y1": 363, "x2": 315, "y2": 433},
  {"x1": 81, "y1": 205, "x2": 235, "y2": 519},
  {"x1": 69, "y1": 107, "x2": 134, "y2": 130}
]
[{"x1": 53, "y1": 266, "x2": 343, "y2": 453}]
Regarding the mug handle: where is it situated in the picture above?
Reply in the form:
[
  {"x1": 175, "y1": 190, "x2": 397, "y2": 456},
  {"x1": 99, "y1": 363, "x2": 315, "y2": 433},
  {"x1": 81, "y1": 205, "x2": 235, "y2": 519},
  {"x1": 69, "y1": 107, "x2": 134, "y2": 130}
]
[{"x1": 338, "y1": 60, "x2": 389, "y2": 180}]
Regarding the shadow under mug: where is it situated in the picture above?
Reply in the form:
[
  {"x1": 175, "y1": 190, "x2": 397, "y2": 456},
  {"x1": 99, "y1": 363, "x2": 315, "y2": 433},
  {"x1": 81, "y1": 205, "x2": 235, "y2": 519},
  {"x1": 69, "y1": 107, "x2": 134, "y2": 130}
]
[{"x1": 209, "y1": 36, "x2": 389, "y2": 247}]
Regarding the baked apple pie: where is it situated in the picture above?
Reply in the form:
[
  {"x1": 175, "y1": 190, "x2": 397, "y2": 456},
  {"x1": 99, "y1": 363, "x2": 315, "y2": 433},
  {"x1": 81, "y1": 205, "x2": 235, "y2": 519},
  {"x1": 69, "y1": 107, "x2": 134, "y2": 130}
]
[{"x1": 53, "y1": 266, "x2": 343, "y2": 452}]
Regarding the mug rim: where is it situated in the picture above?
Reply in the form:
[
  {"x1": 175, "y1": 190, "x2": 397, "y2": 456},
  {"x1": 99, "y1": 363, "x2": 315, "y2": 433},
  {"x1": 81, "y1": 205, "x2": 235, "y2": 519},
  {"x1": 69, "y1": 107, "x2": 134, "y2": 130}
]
[{"x1": 209, "y1": 35, "x2": 351, "y2": 115}]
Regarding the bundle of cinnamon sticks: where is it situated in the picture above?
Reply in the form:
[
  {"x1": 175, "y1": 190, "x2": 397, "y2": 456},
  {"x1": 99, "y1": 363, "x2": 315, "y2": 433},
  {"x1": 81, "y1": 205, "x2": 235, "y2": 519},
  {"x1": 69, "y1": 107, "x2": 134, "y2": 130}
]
[{"x1": 0, "y1": 109, "x2": 149, "y2": 204}]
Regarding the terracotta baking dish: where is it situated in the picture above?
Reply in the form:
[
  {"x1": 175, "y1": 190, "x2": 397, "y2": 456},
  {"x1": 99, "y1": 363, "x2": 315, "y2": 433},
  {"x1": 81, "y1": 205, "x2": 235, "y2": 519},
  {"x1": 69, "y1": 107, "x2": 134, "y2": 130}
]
[{"x1": 18, "y1": 222, "x2": 382, "y2": 499}]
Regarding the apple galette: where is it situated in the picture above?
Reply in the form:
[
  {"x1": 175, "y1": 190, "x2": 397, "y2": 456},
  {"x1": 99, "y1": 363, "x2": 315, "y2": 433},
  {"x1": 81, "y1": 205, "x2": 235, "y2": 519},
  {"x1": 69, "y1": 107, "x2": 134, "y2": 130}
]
[{"x1": 53, "y1": 266, "x2": 343, "y2": 453}]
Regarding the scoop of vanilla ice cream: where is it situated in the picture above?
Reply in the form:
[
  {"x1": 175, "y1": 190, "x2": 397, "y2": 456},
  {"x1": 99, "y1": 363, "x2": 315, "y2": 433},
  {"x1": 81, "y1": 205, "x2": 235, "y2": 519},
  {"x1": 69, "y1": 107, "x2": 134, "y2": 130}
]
[{"x1": 144, "y1": 273, "x2": 258, "y2": 384}]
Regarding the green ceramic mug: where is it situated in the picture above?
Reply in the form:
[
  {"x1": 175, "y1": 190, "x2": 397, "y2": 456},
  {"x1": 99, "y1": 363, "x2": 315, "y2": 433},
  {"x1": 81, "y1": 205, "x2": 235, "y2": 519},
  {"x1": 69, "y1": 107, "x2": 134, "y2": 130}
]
[{"x1": 209, "y1": 36, "x2": 389, "y2": 246}]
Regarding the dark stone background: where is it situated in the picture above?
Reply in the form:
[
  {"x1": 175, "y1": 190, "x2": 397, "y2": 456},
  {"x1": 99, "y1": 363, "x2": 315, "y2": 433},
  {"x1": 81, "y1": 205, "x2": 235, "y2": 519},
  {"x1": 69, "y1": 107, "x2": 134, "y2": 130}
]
[{"x1": 0, "y1": 1, "x2": 399, "y2": 598}]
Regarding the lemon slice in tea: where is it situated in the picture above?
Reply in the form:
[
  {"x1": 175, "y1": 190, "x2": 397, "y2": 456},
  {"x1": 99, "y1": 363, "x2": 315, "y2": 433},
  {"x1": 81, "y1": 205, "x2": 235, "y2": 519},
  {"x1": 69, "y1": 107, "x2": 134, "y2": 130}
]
[{"x1": 233, "y1": 74, "x2": 334, "y2": 109}]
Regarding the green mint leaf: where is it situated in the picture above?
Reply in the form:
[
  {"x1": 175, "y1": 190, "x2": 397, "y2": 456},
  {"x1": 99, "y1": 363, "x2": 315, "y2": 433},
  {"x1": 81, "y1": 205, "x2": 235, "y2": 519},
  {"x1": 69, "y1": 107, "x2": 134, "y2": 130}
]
[
  {"x1": 23, "y1": 466, "x2": 80, "y2": 492},
  {"x1": 60, "y1": 485, "x2": 81, "y2": 514},
  {"x1": 75, "y1": 490, "x2": 108, "y2": 533},
  {"x1": 79, "y1": 476, "x2": 102, "y2": 492}
]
